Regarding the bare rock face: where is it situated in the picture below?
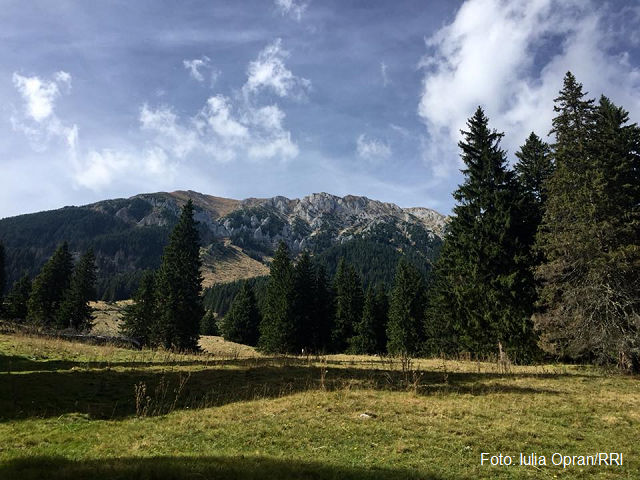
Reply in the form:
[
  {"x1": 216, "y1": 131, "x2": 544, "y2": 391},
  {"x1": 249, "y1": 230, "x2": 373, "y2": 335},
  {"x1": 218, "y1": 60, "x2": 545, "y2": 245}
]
[{"x1": 95, "y1": 190, "x2": 447, "y2": 254}]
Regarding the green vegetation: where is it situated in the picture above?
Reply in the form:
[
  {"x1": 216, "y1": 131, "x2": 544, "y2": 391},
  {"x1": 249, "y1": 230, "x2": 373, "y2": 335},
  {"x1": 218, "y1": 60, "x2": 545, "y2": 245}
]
[
  {"x1": 534, "y1": 74, "x2": 640, "y2": 369},
  {"x1": 220, "y1": 283, "x2": 261, "y2": 346},
  {"x1": 56, "y1": 249, "x2": 97, "y2": 331},
  {"x1": 146, "y1": 200, "x2": 204, "y2": 350},
  {"x1": 0, "y1": 333, "x2": 637, "y2": 480},
  {"x1": 258, "y1": 243, "x2": 298, "y2": 353},
  {"x1": 0, "y1": 204, "x2": 170, "y2": 301},
  {"x1": 120, "y1": 270, "x2": 157, "y2": 345},
  {"x1": 26, "y1": 242, "x2": 74, "y2": 327}
]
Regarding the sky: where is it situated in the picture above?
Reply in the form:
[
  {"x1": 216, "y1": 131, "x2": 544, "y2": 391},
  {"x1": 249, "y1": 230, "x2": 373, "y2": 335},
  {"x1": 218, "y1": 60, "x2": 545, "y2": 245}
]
[{"x1": 1, "y1": 0, "x2": 639, "y2": 218}]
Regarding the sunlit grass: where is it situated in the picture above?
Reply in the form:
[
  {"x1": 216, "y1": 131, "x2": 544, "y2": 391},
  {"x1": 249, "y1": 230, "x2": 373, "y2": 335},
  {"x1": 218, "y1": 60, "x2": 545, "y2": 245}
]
[{"x1": 0, "y1": 332, "x2": 638, "y2": 479}]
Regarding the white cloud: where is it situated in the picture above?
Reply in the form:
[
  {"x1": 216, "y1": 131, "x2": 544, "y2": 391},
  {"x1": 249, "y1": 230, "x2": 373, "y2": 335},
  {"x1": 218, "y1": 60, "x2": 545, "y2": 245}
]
[
  {"x1": 74, "y1": 147, "x2": 175, "y2": 192},
  {"x1": 275, "y1": 0, "x2": 308, "y2": 21},
  {"x1": 183, "y1": 56, "x2": 210, "y2": 82},
  {"x1": 54, "y1": 71, "x2": 72, "y2": 91},
  {"x1": 380, "y1": 62, "x2": 390, "y2": 87},
  {"x1": 243, "y1": 39, "x2": 311, "y2": 99},
  {"x1": 11, "y1": 72, "x2": 78, "y2": 154},
  {"x1": 418, "y1": 0, "x2": 640, "y2": 178},
  {"x1": 356, "y1": 134, "x2": 391, "y2": 161},
  {"x1": 12, "y1": 73, "x2": 60, "y2": 122}
]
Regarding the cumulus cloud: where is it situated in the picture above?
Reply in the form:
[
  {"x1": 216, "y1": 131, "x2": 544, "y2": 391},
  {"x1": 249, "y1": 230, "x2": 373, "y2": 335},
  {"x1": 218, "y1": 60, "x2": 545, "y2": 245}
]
[
  {"x1": 11, "y1": 72, "x2": 78, "y2": 153},
  {"x1": 275, "y1": 0, "x2": 308, "y2": 21},
  {"x1": 183, "y1": 56, "x2": 210, "y2": 82},
  {"x1": 356, "y1": 134, "x2": 391, "y2": 161},
  {"x1": 243, "y1": 39, "x2": 311, "y2": 99},
  {"x1": 418, "y1": 0, "x2": 640, "y2": 178}
]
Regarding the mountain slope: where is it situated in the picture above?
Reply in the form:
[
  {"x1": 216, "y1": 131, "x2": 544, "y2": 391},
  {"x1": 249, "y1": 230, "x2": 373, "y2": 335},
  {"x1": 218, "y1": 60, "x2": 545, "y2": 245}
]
[{"x1": 0, "y1": 191, "x2": 446, "y2": 300}]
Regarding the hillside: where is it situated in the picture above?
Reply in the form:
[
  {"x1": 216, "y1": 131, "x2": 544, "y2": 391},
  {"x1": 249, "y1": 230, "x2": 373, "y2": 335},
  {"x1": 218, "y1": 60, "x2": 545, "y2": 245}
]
[{"x1": 0, "y1": 191, "x2": 445, "y2": 300}]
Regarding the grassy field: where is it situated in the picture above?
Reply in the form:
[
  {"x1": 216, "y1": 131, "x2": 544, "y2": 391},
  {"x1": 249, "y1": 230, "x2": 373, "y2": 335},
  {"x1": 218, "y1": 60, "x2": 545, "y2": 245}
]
[{"x1": 0, "y1": 333, "x2": 638, "y2": 479}]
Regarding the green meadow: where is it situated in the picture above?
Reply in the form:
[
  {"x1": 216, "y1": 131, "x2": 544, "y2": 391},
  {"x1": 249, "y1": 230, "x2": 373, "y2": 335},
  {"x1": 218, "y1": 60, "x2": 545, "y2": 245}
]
[{"x1": 0, "y1": 333, "x2": 637, "y2": 480}]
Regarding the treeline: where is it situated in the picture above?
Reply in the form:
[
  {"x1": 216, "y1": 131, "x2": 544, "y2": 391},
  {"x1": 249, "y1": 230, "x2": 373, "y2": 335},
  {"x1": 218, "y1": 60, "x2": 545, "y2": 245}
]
[
  {"x1": 211, "y1": 242, "x2": 431, "y2": 356},
  {"x1": 0, "y1": 241, "x2": 97, "y2": 331}
]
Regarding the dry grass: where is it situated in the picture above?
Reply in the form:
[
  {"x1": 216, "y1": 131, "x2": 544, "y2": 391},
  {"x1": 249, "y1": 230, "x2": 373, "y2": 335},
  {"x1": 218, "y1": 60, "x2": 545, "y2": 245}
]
[
  {"x1": 0, "y1": 332, "x2": 638, "y2": 479},
  {"x1": 200, "y1": 241, "x2": 269, "y2": 287}
]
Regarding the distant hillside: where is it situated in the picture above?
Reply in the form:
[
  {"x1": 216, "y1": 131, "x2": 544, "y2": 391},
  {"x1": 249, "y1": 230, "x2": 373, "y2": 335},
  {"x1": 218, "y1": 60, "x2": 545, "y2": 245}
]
[{"x1": 0, "y1": 191, "x2": 446, "y2": 300}]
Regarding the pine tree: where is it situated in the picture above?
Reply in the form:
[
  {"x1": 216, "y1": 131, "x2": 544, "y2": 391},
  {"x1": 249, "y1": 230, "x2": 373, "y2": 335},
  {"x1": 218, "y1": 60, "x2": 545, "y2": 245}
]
[
  {"x1": 293, "y1": 251, "x2": 316, "y2": 351},
  {"x1": 352, "y1": 284, "x2": 388, "y2": 354},
  {"x1": 535, "y1": 75, "x2": 640, "y2": 369},
  {"x1": 387, "y1": 259, "x2": 425, "y2": 355},
  {"x1": 200, "y1": 310, "x2": 219, "y2": 336},
  {"x1": 154, "y1": 200, "x2": 204, "y2": 350},
  {"x1": 222, "y1": 283, "x2": 261, "y2": 346},
  {"x1": 424, "y1": 107, "x2": 538, "y2": 360},
  {"x1": 4, "y1": 274, "x2": 32, "y2": 321},
  {"x1": 26, "y1": 242, "x2": 74, "y2": 327},
  {"x1": 56, "y1": 249, "x2": 97, "y2": 331},
  {"x1": 259, "y1": 242, "x2": 297, "y2": 353},
  {"x1": 120, "y1": 269, "x2": 156, "y2": 345},
  {"x1": 311, "y1": 264, "x2": 333, "y2": 352},
  {"x1": 332, "y1": 258, "x2": 364, "y2": 352}
]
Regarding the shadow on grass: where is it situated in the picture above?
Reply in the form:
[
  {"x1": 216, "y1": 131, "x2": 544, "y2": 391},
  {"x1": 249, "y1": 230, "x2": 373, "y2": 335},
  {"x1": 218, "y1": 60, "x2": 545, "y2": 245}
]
[
  {"x1": 0, "y1": 455, "x2": 449, "y2": 480},
  {"x1": 0, "y1": 352, "x2": 568, "y2": 422}
]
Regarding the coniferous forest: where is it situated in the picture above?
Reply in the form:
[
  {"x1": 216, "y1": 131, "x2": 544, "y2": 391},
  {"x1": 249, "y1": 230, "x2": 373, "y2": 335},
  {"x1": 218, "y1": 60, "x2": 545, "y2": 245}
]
[{"x1": 1, "y1": 72, "x2": 638, "y2": 370}]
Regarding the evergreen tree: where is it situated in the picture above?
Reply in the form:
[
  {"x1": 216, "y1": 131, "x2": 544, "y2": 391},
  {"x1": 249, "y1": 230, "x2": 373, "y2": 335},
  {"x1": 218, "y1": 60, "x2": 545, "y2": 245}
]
[
  {"x1": 259, "y1": 242, "x2": 297, "y2": 353},
  {"x1": 200, "y1": 310, "x2": 219, "y2": 336},
  {"x1": 56, "y1": 249, "x2": 97, "y2": 331},
  {"x1": 293, "y1": 251, "x2": 316, "y2": 351},
  {"x1": 311, "y1": 264, "x2": 333, "y2": 352},
  {"x1": 26, "y1": 242, "x2": 74, "y2": 327},
  {"x1": 387, "y1": 259, "x2": 425, "y2": 355},
  {"x1": 515, "y1": 132, "x2": 554, "y2": 208},
  {"x1": 332, "y1": 258, "x2": 364, "y2": 352},
  {"x1": 154, "y1": 200, "x2": 204, "y2": 350},
  {"x1": 424, "y1": 107, "x2": 538, "y2": 360},
  {"x1": 4, "y1": 274, "x2": 32, "y2": 321},
  {"x1": 352, "y1": 284, "x2": 388, "y2": 355},
  {"x1": 222, "y1": 283, "x2": 261, "y2": 346},
  {"x1": 120, "y1": 269, "x2": 156, "y2": 345},
  {"x1": 536, "y1": 75, "x2": 640, "y2": 369}
]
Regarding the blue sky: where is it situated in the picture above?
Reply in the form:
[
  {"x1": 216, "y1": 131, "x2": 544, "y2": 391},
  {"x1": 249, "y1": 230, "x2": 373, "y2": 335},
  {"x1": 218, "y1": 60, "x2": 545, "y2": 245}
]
[{"x1": 2, "y1": 0, "x2": 639, "y2": 218}]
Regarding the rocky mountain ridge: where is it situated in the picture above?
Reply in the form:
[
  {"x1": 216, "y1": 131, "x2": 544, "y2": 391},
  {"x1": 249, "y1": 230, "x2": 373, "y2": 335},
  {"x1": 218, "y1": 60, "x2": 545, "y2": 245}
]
[{"x1": 92, "y1": 190, "x2": 447, "y2": 254}]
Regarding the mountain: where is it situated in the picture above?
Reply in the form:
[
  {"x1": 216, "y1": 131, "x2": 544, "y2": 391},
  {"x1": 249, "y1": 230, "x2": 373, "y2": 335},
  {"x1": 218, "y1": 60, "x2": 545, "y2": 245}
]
[{"x1": 0, "y1": 191, "x2": 446, "y2": 300}]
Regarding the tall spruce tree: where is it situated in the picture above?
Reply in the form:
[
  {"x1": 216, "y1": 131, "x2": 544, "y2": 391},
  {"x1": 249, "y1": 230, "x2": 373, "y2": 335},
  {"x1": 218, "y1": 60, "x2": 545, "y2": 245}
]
[
  {"x1": 311, "y1": 264, "x2": 333, "y2": 352},
  {"x1": 26, "y1": 242, "x2": 74, "y2": 327},
  {"x1": 154, "y1": 200, "x2": 204, "y2": 350},
  {"x1": 332, "y1": 258, "x2": 364, "y2": 352},
  {"x1": 259, "y1": 242, "x2": 297, "y2": 353},
  {"x1": 387, "y1": 259, "x2": 425, "y2": 355},
  {"x1": 120, "y1": 269, "x2": 156, "y2": 345},
  {"x1": 293, "y1": 251, "x2": 316, "y2": 351},
  {"x1": 352, "y1": 284, "x2": 388, "y2": 355},
  {"x1": 424, "y1": 107, "x2": 538, "y2": 360},
  {"x1": 56, "y1": 249, "x2": 97, "y2": 330},
  {"x1": 222, "y1": 282, "x2": 261, "y2": 346},
  {"x1": 536, "y1": 74, "x2": 640, "y2": 369},
  {"x1": 4, "y1": 274, "x2": 31, "y2": 321}
]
